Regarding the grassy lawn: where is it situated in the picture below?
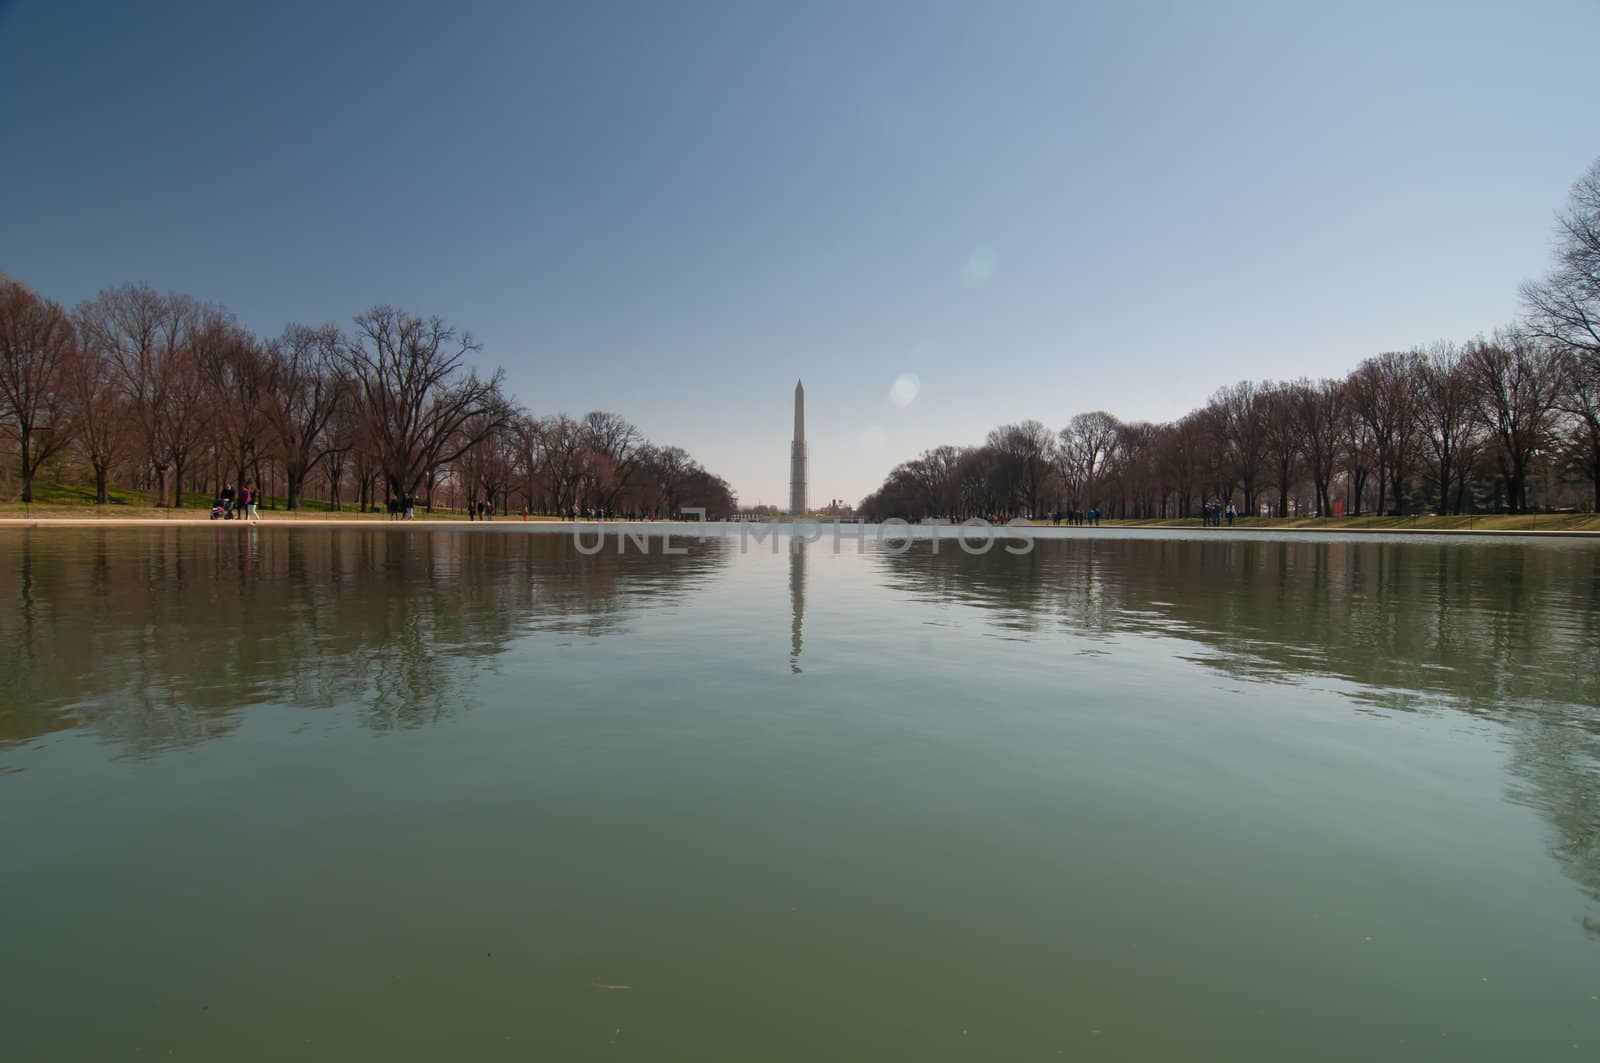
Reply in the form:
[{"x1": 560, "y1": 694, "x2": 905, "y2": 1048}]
[
  {"x1": 1106, "y1": 513, "x2": 1600, "y2": 532},
  {"x1": 0, "y1": 481, "x2": 485, "y2": 520},
  {"x1": 5, "y1": 481, "x2": 1598, "y2": 531}
]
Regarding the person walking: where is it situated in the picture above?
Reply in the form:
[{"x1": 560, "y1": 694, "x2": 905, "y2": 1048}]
[
  {"x1": 1226, "y1": 501, "x2": 1235, "y2": 527},
  {"x1": 242, "y1": 484, "x2": 259, "y2": 522}
]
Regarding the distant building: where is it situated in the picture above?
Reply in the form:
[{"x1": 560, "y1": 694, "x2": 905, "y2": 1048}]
[{"x1": 789, "y1": 379, "x2": 807, "y2": 514}]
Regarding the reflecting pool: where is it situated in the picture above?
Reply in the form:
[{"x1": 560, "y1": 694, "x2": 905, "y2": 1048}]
[{"x1": 2, "y1": 525, "x2": 1597, "y2": 1060}]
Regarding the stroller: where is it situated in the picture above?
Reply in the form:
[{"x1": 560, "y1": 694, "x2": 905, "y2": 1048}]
[{"x1": 210, "y1": 498, "x2": 230, "y2": 520}]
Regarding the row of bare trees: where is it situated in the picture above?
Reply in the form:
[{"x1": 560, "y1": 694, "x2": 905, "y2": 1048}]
[
  {"x1": 862, "y1": 157, "x2": 1600, "y2": 521},
  {"x1": 863, "y1": 337, "x2": 1589, "y2": 521},
  {"x1": 450, "y1": 409, "x2": 736, "y2": 518},
  {"x1": 0, "y1": 281, "x2": 736, "y2": 517}
]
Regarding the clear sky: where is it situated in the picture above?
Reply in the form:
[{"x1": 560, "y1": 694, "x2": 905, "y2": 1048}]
[{"x1": 3, "y1": 1, "x2": 1597, "y2": 506}]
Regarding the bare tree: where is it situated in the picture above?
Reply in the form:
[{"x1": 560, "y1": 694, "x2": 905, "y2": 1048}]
[
  {"x1": 581, "y1": 410, "x2": 645, "y2": 513},
  {"x1": 265, "y1": 323, "x2": 347, "y2": 509},
  {"x1": 1347, "y1": 353, "x2": 1423, "y2": 514},
  {"x1": 1292, "y1": 379, "x2": 1342, "y2": 517},
  {"x1": 958, "y1": 445, "x2": 1007, "y2": 517},
  {"x1": 1208, "y1": 382, "x2": 1268, "y2": 513},
  {"x1": 75, "y1": 284, "x2": 194, "y2": 505},
  {"x1": 340, "y1": 306, "x2": 507, "y2": 501},
  {"x1": 509, "y1": 413, "x2": 549, "y2": 512},
  {"x1": 533, "y1": 413, "x2": 586, "y2": 513},
  {"x1": 1156, "y1": 414, "x2": 1207, "y2": 518},
  {"x1": 1555, "y1": 345, "x2": 1600, "y2": 511},
  {"x1": 1415, "y1": 342, "x2": 1478, "y2": 514},
  {"x1": 1260, "y1": 382, "x2": 1300, "y2": 517},
  {"x1": 1522, "y1": 157, "x2": 1600, "y2": 367},
  {"x1": 1111, "y1": 420, "x2": 1159, "y2": 518},
  {"x1": 318, "y1": 384, "x2": 364, "y2": 511},
  {"x1": 61, "y1": 338, "x2": 128, "y2": 504},
  {"x1": 641, "y1": 444, "x2": 694, "y2": 516},
  {"x1": 0, "y1": 276, "x2": 74, "y2": 502},
  {"x1": 456, "y1": 412, "x2": 518, "y2": 512},
  {"x1": 986, "y1": 420, "x2": 1055, "y2": 517},
  {"x1": 184, "y1": 307, "x2": 260, "y2": 506},
  {"x1": 1335, "y1": 376, "x2": 1375, "y2": 514},
  {"x1": 194, "y1": 315, "x2": 269, "y2": 493},
  {"x1": 901, "y1": 445, "x2": 965, "y2": 518},
  {"x1": 1463, "y1": 331, "x2": 1563, "y2": 513},
  {"x1": 162, "y1": 320, "x2": 214, "y2": 507},
  {"x1": 1059, "y1": 411, "x2": 1120, "y2": 512}
]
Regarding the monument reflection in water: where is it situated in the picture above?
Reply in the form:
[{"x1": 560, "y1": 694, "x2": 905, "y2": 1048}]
[
  {"x1": 1, "y1": 525, "x2": 1598, "y2": 1062},
  {"x1": 790, "y1": 538, "x2": 805, "y2": 674}
]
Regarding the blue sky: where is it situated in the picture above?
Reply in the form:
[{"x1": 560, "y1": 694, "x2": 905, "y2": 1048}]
[{"x1": 3, "y1": 1, "x2": 1597, "y2": 505}]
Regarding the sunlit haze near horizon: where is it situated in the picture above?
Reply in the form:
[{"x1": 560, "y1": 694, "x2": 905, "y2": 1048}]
[{"x1": 3, "y1": 0, "x2": 1598, "y2": 506}]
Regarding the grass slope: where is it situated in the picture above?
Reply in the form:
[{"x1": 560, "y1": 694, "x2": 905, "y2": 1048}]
[
  {"x1": 1110, "y1": 513, "x2": 1600, "y2": 532},
  {"x1": 0, "y1": 481, "x2": 468, "y2": 519}
]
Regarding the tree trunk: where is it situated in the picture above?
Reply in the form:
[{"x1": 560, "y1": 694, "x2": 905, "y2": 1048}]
[{"x1": 19, "y1": 436, "x2": 33, "y2": 503}]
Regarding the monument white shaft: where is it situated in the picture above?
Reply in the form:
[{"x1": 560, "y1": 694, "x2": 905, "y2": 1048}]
[{"x1": 789, "y1": 380, "x2": 807, "y2": 515}]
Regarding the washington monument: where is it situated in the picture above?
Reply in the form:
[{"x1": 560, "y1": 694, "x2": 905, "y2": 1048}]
[{"x1": 789, "y1": 379, "x2": 807, "y2": 515}]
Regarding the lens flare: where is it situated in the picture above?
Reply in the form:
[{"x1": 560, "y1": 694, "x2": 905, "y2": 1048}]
[
  {"x1": 963, "y1": 247, "x2": 996, "y2": 287},
  {"x1": 888, "y1": 372, "x2": 920, "y2": 407}
]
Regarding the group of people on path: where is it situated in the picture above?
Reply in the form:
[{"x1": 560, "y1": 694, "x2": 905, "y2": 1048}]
[
  {"x1": 1051, "y1": 508, "x2": 1099, "y2": 526},
  {"x1": 566, "y1": 505, "x2": 663, "y2": 521},
  {"x1": 386, "y1": 495, "x2": 417, "y2": 520},
  {"x1": 211, "y1": 482, "x2": 260, "y2": 521},
  {"x1": 1202, "y1": 500, "x2": 1237, "y2": 527}
]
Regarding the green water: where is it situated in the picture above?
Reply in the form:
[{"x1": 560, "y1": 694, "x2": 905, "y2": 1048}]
[{"x1": 2, "y1": 525, "x2": 1598, "y2": 1061}]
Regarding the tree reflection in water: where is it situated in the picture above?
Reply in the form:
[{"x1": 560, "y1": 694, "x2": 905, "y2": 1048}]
[
  {"x1": 0, "y1": 527, "x2": 730, "y2": 753},
  {"x1": 2, "y1": 527, "x2": 1595, "y2": 936},
  {"x1": 872, "y1": 534, "x2": 1600, "y2": 934}
]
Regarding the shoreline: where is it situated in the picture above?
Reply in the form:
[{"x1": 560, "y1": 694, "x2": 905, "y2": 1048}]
[{"x1": 1, "y1": 516, "x2": 1597, "y2": 538}]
